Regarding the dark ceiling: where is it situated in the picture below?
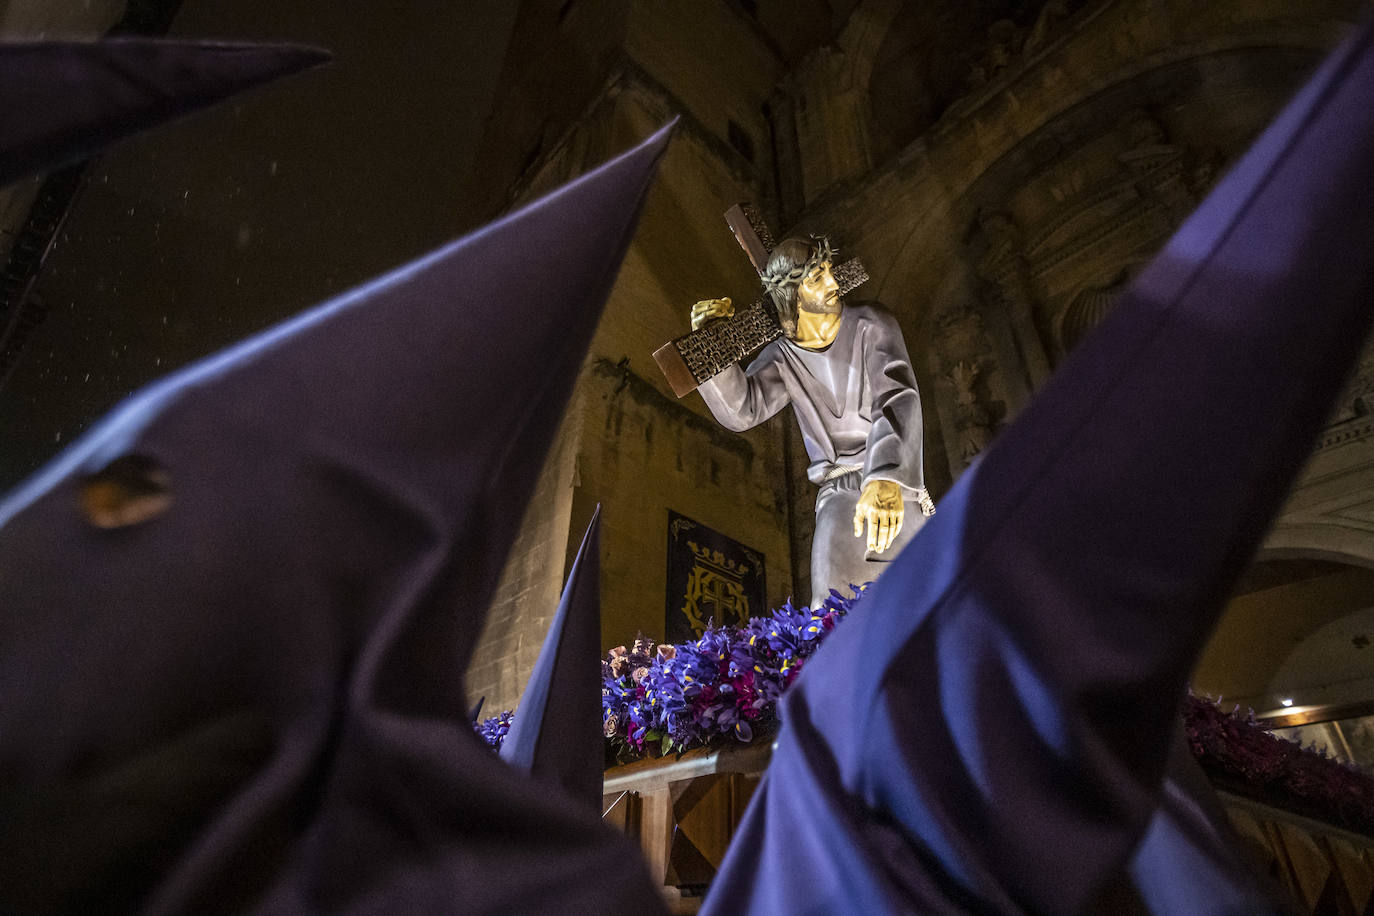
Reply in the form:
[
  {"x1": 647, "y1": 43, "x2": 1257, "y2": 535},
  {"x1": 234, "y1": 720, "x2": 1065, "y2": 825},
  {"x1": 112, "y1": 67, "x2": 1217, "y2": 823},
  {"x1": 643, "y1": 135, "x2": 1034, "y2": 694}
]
[{"x1": 0, "y1": 2, "x2": 518, "y2": 490}]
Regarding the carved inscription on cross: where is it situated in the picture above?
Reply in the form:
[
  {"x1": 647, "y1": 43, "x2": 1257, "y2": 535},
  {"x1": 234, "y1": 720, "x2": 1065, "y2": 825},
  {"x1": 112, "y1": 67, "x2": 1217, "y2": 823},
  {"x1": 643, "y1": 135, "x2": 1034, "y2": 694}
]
[{"x1": 651, "y1": 204, "x2": 868, "y2": 397}]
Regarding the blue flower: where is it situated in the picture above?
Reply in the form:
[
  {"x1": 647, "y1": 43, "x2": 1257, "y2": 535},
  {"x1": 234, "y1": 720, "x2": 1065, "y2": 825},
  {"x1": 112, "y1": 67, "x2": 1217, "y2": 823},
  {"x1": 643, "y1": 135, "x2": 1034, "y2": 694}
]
[
  {"x1": 475, "y1": 711, "x2": 515, "y2": 751},
  {"x1": 595, "y1": 582, "x2": 868, "y2": 760}
]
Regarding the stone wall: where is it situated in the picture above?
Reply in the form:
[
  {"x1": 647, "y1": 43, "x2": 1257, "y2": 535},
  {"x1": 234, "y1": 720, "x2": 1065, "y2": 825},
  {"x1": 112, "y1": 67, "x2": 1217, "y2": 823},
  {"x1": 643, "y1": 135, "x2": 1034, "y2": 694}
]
[
  {"x1": 467, "y1": 0, "x2": 632, "y2": 221},
  {"x1": 465, "y1": 389, "x2": 585, "y2": 714},
  {"x1": 465, "y1": 19, "x2": 798, "y2": 711}
]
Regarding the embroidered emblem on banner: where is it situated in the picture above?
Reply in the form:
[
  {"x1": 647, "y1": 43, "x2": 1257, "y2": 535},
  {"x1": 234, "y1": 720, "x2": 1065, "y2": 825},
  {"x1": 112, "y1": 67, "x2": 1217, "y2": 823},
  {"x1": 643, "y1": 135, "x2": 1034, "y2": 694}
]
[{"x1": 665, "y1": 510, "x2": 765, "y2": 643}]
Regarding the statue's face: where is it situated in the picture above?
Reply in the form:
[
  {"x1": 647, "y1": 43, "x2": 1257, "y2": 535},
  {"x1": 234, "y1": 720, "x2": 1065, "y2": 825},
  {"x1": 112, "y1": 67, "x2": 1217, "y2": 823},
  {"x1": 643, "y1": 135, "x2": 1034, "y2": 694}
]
[
  {"x1": 791, "y1": 259, "x2": 842, "y2": 349},
  {"x1": 797, "y1": 259, "x2": 840, "y2": 315}
]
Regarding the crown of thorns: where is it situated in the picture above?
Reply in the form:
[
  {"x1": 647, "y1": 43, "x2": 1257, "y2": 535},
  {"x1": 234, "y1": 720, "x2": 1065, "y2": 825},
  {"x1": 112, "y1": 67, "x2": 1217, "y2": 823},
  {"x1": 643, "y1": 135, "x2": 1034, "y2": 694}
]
[{"x1": 760, "y1": 236, "x2": 835, "y2": 295}]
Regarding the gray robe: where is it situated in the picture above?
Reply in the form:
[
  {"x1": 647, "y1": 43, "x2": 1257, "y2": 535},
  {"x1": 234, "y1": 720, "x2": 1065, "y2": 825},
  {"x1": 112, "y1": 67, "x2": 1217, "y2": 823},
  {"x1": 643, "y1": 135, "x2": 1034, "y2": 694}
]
[{"x1": 697, "y1": 302, "x2": 929, "y2": 606}]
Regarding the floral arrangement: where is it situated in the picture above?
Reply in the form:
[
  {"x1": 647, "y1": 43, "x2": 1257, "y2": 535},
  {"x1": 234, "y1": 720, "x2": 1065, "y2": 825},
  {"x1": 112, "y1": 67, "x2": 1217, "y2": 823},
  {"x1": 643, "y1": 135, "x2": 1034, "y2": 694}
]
[
  {"x1": 600, "y1": 587, "x2": 862, "y2": 760},
  {"x1": 476, "y1": 710, "x2": 515, "y2": 752},
  {"x1": 473, "y1": 587, "x2": 1374, "y2": 833},
  {"x1": 1184, "y1": 694, "x2": 1374, "y2": 833}
]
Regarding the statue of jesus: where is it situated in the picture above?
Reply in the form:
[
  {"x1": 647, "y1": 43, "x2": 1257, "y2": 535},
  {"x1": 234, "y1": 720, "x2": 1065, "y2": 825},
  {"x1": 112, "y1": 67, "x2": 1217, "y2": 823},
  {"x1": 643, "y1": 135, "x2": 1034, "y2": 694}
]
[{"x1": 689, "y1": 235, "x2": 934, "y2": 607}]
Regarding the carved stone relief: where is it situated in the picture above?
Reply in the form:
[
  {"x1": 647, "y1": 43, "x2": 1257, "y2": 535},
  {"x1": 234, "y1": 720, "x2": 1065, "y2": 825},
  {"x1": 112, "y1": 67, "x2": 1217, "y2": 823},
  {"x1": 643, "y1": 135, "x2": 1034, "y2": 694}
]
[
  {"x1": 965, "y1": 19, "x2": 1021, "y2": 92},
  {"x1": 948, "y1": 360, "x2": 993, "y2": 465},
  {"x1": 1012, "y1": 109, "x2": 1227, "y2": 365},
  {"x1": 1022, "y1": 0, "x2": 1072, "y2": 59},
  {"x1": 1116, "y1": 109, "x2": 1214, "y2": 229},
  {"x1": 931, "y1": 306, "x2": 1003, "y2": 473},
  {"x1": 936, "y1": 305, "x2": 991, "y2": 364},
  {"x1": 962, "y1": 0, "x2": 1084, "y2": 95},
  {"x1": 1326, "y1": 335, "x2": 1374, "y2": 434}
]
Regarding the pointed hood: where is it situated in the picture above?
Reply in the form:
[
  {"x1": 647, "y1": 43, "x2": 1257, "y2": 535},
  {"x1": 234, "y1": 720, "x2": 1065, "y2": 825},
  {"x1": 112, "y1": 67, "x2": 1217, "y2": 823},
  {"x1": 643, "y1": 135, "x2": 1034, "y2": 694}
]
[
  {"x1": 704, "y1": 21, "x2": 1374, "y2": 916},
  {"x1": 501, "y1": 507, "x2": 605, "y2": 811},
  {"x1": 0, "y1": 39, "x2": 330, "y2": 187},
  {"x1": 0, "y1": 123, "x2": 674, "y2": 913}
]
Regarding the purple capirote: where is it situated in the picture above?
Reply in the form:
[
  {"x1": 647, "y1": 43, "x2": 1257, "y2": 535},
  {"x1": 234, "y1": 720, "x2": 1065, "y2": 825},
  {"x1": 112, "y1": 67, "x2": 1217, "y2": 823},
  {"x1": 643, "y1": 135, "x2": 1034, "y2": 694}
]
[
  {"x1": 500, "y1": 506, "x2": 607, "y2": 815},
  {"x1": 0, "y1": 123, "x2": 675, "y2": 914}
]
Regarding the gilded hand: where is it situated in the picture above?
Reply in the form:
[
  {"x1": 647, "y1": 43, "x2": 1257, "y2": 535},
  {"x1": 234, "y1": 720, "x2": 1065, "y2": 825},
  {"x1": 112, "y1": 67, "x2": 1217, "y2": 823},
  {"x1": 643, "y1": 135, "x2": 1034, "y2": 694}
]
[
  {"x1": 690, "y1": 297, "x2": 734, "y2": 331},
  {"x1": 853, "y1": 479, "x2": 904, "y2": 554}
]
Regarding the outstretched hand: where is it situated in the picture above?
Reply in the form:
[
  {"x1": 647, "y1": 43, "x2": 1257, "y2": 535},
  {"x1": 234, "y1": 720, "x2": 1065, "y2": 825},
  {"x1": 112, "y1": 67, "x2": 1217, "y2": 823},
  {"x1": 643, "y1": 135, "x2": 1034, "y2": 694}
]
[
  {"x1": 690, "y1": 297, "x2": 734, "y2": 330},
  {"x1": 853, "y1": 479, "x2": 904, "y2": 554}
]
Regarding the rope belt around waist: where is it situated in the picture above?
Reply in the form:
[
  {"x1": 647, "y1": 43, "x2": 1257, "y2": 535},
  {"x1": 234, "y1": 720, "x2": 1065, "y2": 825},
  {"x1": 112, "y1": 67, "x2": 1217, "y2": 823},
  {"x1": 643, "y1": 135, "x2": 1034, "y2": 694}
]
[{"x1": 821, "y1": 463, "x2": 864, "y2": 482}]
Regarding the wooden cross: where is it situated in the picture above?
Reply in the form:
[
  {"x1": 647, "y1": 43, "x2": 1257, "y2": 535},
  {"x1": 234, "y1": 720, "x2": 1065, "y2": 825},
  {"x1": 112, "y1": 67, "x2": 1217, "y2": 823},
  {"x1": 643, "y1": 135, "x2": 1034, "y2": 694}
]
[{"x1": 652, "y1": 204, "x2": 868, "y2": 397}]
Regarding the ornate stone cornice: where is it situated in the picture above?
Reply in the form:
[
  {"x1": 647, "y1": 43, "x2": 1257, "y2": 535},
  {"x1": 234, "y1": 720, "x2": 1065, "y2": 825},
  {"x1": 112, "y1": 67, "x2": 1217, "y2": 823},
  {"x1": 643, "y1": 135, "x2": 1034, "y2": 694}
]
[{"x1": 1318, "y1": 418, "x2": 1374, "y2": 452}]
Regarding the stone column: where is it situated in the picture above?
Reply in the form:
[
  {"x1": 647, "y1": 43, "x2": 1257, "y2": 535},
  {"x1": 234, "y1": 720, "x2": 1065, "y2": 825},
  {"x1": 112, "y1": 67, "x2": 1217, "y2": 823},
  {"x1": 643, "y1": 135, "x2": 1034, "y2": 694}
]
[{"x1": 974, "y1": 210, "x2": 1052, "y2": 392}]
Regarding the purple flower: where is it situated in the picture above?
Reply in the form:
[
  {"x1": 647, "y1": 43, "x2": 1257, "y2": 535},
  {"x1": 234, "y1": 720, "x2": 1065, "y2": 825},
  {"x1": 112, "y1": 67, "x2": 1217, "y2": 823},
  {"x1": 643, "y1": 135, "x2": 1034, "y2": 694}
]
[
  {"x1": 475, "y1": 710, "x2": 514, "y2": 751},
  {"x1": 1184, "y1": 693, "x2": 1374, "y2": 832},
  {"x1": 596, "y1": 583, "x2": 866, "y2": 759}
]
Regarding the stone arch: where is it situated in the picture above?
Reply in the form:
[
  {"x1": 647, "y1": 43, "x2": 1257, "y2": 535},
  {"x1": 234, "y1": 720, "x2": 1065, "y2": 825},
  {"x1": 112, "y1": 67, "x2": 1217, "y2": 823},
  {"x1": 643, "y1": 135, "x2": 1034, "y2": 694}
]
[
  {"x1": 865, "y1": 8, "x2": 932, "y2": 161},
  {"x1": 836, "y1": 0, "x2": 904, "y2": 92},
  {"x1": 1260, "y1": 530, "x2": 1374, "y2": 572},
  {"x1": 864, "y1": 44, "x2": 1330, "y2": 434},
  {"x1": 1272, "y1": 603, "x2": 1374, "y2": 680},
  {"x1": 1194, "y1": 541, "x2": 1374, "y2": 714},
  {"x1": 872, "y1": 43, "x2": 1328, "y2": 312}
]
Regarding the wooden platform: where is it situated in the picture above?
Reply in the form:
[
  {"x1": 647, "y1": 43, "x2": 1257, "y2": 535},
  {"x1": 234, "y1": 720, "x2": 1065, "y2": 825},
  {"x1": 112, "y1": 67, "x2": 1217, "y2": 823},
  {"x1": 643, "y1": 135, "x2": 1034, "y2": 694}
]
[{"x1": 603, "y1": 743, "x2": 1374, "y2": 914}]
